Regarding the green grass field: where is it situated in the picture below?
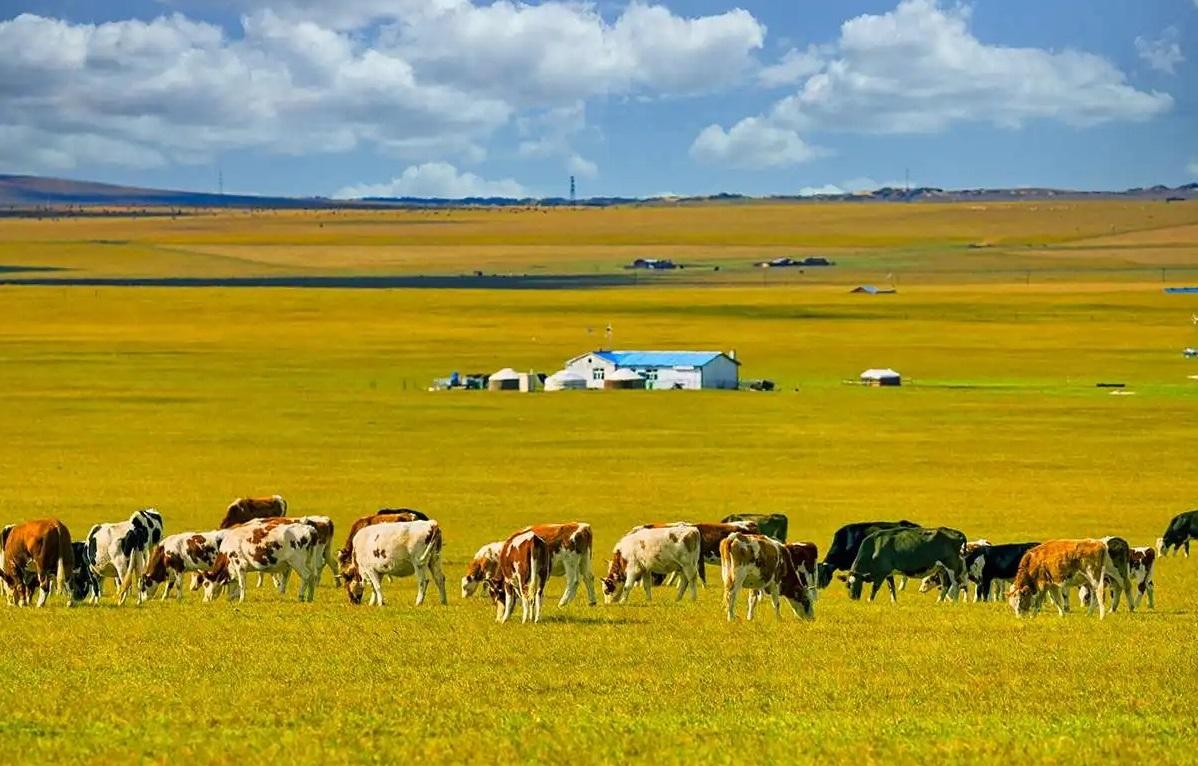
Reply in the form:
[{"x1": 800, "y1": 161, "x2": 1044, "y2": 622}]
[{"x1": 1, "y1": 203, "x2": 1197, "y2": 764}]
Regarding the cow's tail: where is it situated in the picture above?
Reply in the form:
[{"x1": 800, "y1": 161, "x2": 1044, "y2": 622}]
[
  {"x1": 322, "y1": 520, "x2": 338, "y2": 581},
  {"x1": 57, "y1": 525, "x2": 74, "y2": 602},
  {"x1": 276, "y1": 496, "x2": 288, "y2": 514},
  {"x1": 418, "y1": 523, "x2": 443, "y2": 566}
]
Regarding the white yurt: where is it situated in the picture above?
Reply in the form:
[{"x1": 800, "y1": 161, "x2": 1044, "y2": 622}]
[
  {"x1": 603, "y1": 368, "x2": 646, "y2": 390},
  {"x1": 488, "y1": 367, "x2": 521, "y2": 391},
  {"x1": 860, "y1": 368, "x2": 902, "y2": 387},
  {"x1": 544, "y1": 369, "x2": 588, "y2": 391}
]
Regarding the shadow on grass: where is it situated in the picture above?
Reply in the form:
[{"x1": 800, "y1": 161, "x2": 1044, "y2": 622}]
[{"x1": 536, "y1": 612, "x2": 647, "y2": 625}]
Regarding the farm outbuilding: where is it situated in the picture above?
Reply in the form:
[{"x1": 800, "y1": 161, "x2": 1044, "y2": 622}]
[
  {"x1": 564, "y1": 349, "x2": 740, "y2": 390},
  {"x1": 860, "y1": 368, "x2": 902, "y2": 386},
  {"x1": 544, "y1": 370, "x2": 588, "y2": 391},
  {"x1": 603, "y1": 368, "x2": 646, "y2": 390}
]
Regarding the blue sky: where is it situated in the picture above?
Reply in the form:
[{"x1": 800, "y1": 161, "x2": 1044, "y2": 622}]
[{"x1": 0, "y1": 0, "x2": 1194, "y2": 198}]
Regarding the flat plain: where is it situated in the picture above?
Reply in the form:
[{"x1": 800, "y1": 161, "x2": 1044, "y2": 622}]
[{"x1": 0, "y1": 201, "x2": 1196, "y2": 764}]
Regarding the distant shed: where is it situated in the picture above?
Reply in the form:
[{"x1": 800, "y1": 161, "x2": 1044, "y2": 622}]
[
  {"x1": 851, "y1": 285, "x2": 897, "y2": 295},
  {"x1": 860, "y1": 368, "x2": 902, "y2": 386}
]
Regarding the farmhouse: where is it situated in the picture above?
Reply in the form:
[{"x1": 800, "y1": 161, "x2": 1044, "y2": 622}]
[{"x1": 564, "y1": 350, "x2": 740, "y2": 390}]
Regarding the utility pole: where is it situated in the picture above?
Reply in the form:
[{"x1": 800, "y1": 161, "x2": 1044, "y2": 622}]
[{"x1": 570, "y1": 175, "x2": 576, "y2": 205}]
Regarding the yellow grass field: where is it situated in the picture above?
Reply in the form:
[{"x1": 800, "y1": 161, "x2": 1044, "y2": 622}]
[{"x1": 0, "y1": 202, "x2": 1197, "y2": 765}]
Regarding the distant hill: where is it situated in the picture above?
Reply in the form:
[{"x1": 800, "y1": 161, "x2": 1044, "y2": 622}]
[{"x1": 0, "y1": 173, "x2": 1195, "y2": 211}]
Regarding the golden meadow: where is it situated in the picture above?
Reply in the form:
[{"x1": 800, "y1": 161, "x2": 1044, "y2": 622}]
[{"x1": 0, "y1": 200, "x2": 1196, "y2": 764}]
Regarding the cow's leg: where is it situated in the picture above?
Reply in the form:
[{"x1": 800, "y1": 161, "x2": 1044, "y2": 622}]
[
  {"x1": 1185, "y1": 540, "x2": 1190, "y2": 558},
  {"x1": 431, "y1": 558, "x2": 447, "y2": 605},
  {"x1": 414, "y1": 565, "x2": 429, "y2": 606},
  {"x1": 256, "y1": 572, "x2": 265, "y2": 588},
  {"x1": 1092, "y1": 574, "x2": 1105, "y2": 620},
  {"x1": 582, "y1": 563, "x2": 597, "y2": 606},
  {"x1": 493, "y1": 587, "x2": 506, "y2": 622},
  {"x1": 770, "y1": 584, "x2": 783, "y2": 619},
  {"x1": 115, "y1": 561, "x2": 135, "y2": 606},
  {"x1": 640, "y1": 571, "x2": 652, "y2": 602},
  {"x1": 559, "y1": 558, "x2": 579, "y2": 607},
  {"x1": 674, "y1": 569, "x2": 689, "y2": 602},
  {"x1": 725, "y1": 572, "x2": 744, "y2": 621},
  {"x1": 365, "y1": 570, "x2": 384, "y2": 607},
  {"x1": 898, "y1": 576, "x2": 908, "y2": 591},
  {"x1": 1146, "y1": 579, "x2": 1155, "y2": 609},
  {"x1": 1109, "y1": 580, "x2": 1121, "y2": 613},
  {"x1": 867, "y1": 580, "x2": 883, "y2": 602},
  {"x1": 234, "y1": 570, "x2": 247, "y2": 603},
  {"x1": 746, "y1": 589, "x2": 760, "y2": 621}
]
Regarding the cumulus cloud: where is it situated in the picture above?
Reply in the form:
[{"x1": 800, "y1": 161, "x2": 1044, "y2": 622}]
[
  {"x1": 696, "y1": 0, "x2": 1172, "y2": 168},
  {"x1": 1188, "y1": 159, "x2": 1198, "y2": 176},
  {"x1": 1136, "y1": 27, "x2": 1184, "y2": 74},
  {"x1": 334, "y1": 162, "x2": 529, "y2": 198},
  {"x1": 758, "y1": 46, "x2": 825, "y2": 87},
  {"x1": 567, "y1": 154, "x2": 599, "y2": 179},
  {"x1": 0, "y1": 2, "x2": 765, "y2": 174},
  {"x1": 690, "y1": 118, "x2": 824, "y2": 169}
]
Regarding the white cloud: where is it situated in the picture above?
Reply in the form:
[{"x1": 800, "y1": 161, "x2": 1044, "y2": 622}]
[
  {"x1": 697, "y1": 0, "x2": 1172, "y2": 168},
  {"x1": 758, "y1": 46, "x2": 825, "y2": 87},
  {"x1": 334, "y1": 162, "x2": 529, "y2": 198},
  {"x1": 567, "y1": 154, "x2": 599, "y2": 179},
  {"x1": 1135, "y1": 27, "x2": 1184, "y2": 75},
  {"x1": 1187, "y1": 159, "x2": 1198, "y2": 176},
  {"x1": 0, "y1": 3, "x2": 765, "y2": 174},
  {"x1": 797, "y1": 184, "x2": 844, "y2": 196},
  {"x1": 691, "y1": 118, "x2": 824, "y2": 169}
]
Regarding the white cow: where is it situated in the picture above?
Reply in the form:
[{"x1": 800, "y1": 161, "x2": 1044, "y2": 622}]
[
  {"x1": 341, "y1": 521, "x2": 447, "y2": 607},
  {"x1": 200, "y1": 519, "x2": 326, "y2": 602},
  {"x1": 87, "y1": 508, "x2": 165, "y2": 605},
  {"x1": 600, "y1": 525, "x2": 701, "y2": 604}
]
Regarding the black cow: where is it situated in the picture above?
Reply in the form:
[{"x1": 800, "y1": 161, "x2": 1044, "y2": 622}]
[
  {"x1": 816, "y1": 519, "x2": 919, "y2": 588},
  {"x1": 969, "y1": 542, "x2": 1039, "y2": 600},
  {"x1": 844, "y1": 526, "x2": 967, "y2": 603},
  {"x1": 1159, "y1": 509, "x2": 1198, "y2": 557},
  {"x1": 721, "y1": 514, "x2": 787, "y2": 542},
  {"x1": 66, "y1": 541, "x2": 101, "y2": 603}
]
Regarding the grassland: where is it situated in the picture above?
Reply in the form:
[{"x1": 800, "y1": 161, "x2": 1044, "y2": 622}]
[{"x1": 0, "y1": 202, "x2": 1196, "y2": 765}]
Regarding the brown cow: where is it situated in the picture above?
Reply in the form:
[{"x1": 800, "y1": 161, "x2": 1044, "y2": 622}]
[
  {"x1": 487, "y1": 529, "x2": 551, "y2": 624},
  {"x1": 0, "y1": 519, "x2": 75, "y2": 607},
  {"x1": 720, "y1": 532, "x2": 813, "y2": 621},
  {"x1": 509, "y1": 522, "x2": 596, "y2": 606},
  {"x1": 219, "y1": 495, "x2": 287, "y2": 529},
  {"x1": 1008, "y1": 539, "x2": 1110, "y2": 619}
]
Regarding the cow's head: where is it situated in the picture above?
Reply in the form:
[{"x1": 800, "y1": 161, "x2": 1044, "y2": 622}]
[
  {"x1": 460, "y1": 557, "x2": 493, "y2": 599},
  {"x1": 815, "y1": 562, "x2": 835, "y2": 589},
  {"x1": 842, "y1": 571, "x2": 866, "y2": 601},
  {"x1": 917, "y1": 572, "x2": 942, "y2": 594},
  {"x1": 198, "y1": 554, "x2": 231, "y2": 602},
  {"x1": 601, "y1": 552, "x2": 628, "y2": 604},
  {"x1": 340, "y1": 560, "x2": 364, "y2": 605},
  {"x1": 1008, "y1": 585, "x2": 1034, "y2": 616}
]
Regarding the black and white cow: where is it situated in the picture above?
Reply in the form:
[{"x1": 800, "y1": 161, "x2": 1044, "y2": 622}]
[
  {"x1": 87, "y1": 508, "x2": 164, "y2": 605},
  {"x1": 66, "y1": 541, "x2": 101, "y2": 603}
]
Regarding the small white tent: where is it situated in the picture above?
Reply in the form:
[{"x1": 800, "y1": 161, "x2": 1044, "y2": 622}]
[
  {"x1": 604, "y1": 368, "x2": 645, "y2": 390},
  {"x1": 544, "y1": 370, "x2": 588, "y2": 391},
  {"x1": 488, "y1": 367, "x2": 521, "y2": 391},
  {"x1": 860, "y1": 368, "x2": 901, "y2": 386}
]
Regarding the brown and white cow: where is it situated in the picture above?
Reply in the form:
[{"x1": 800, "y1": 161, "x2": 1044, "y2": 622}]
[
  {"x1": 487, "y1": 530, "x2": 552, "y2": 624},
  {"x1": 337, "y1": 510, "x2": 426, "y2": 572},
  {"x1": 1080, "y1": 545, "x2": 1157, "y2": 612},
  {"x1": 720, "y1": 532, "x2": 814, "y2": 622},
  {"x1": 461, "y1": 541, "x2": 504, "y2": 598},
  {"x1": 1008, "y1": 539, "x2": 1110, "y2": 619},
  {"x1": 0, "y1": 518, "x2": 74, "y2": 607},
  {"x1": 199, "y1": 518, "x2": 327, "y2": 602},
  {"x1": 464, "y1": 523, "x2": 596, "y2": 606},
  {"x1": 139, "y1": 531, "x2": 225, "y2": 601},
  {"x1": 341, "y1": 520, "x2": 446, "y2": 607},
  {"x1": 219, "y1": 495, "x2": 287, "y2": 529},
  {"x1": 601, "y1": 525, "x2": 701, "y2": 604},
  {"x1": 634, "y1": 521, "x2": 758, "y2": 586},
  {"x1": 783, "y1": 541, "x2": 819, "y2": 602}
]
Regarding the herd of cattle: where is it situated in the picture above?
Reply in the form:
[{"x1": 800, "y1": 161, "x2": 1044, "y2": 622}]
[{"x1": 2, "y1": 497, "x2": 1197, "y2": 624}]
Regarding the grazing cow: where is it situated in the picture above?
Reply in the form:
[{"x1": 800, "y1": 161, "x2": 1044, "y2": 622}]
[
  {"x1": 87, "y1": 508, "x2": 164, "y2": 605},
  {"x1": 816, "y1": 520, "x2": 920, "y2": 589},
  {"x1": 1158, "y1": 509, "x2": 1198, "y2": 557},
  {"x1": 928, "y1": 541, "x2": 1039, "y2": 602},
  {"x1": 1080, "y1": 545, "x2": 1157, "y2": 612},
  {"x1": 721, "y1": 533, "x2": 814, "y2": 621},
  {"x1": 1008, "y1": 539, "x2": 1111, "y2": 619},
  {"x1": 487, "y1": 530, "x2": 552, "y2": 624},
  {"x1": 341, "y1": 520, "x2": 446, "y2": 607},
  {"x1": 635, "y1": 521, "x2": 757, "y2": 586},
  {"x1": 467, "y1": 523, "x2": 597, "y2": 605},
  {"x1": 200, "y1": 518, "x2": 327, "y2": 602},
  {"x1": 844, "y1": 526, "x2": 967, "y2": 603},
  {"x1": 0, "y1": 519, "x2": 74, "y2": 607},
  {"x1": 721, "y1": 513, "x2": 788, "y2": 542},
  {"x1": 337, "y1": 510, "x2": 427, "y2": 572},
  {"x1": 139, "y1": 531, "x2": 225, "y2": 600},
  {"x1": 461, "y1": 541, "x2": 504, "y2": 598},
  {"x1": 783, "y1": 541, "x2": 819, "y2": 602},
  {"x1": 601, "y1": 526, "x2": 701, "y2": 604},
  {"x1": 918, "y1": 539, "x2": 998, "y2": 601},
  {"x1": 66, "y1": 542, "x2": 101, "y2": 603},
  {"x1": 219, "y1": 495, "x2": 287, "y2": 528}
]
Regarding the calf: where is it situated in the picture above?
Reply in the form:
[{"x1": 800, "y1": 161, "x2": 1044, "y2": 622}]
[
  {"x1": 721, "y1": 533, "x2": 814, "y2": 621},
  {"x1": 461, "y1": 541, "x2": 504, "y2": 598},
  {"x1": 1008, "y1": 539, "x2": 1111, "y2": 619},
  {"x1": 0, "y1": 519, "x2": 74, "y2": 607},
  {"x1": 487, "y1": 530, "x2": 552, "y2": 624},
  {"x1": 1158, "y1": 509, "x2": 1198, "y2": 557},
  {"x1": 87, "y1": 508, "x2": 164, "y2": 605},
  {"x1": 199, "y1": 518, "x2": 326, "y2": 602},
  {"x1": 66, "y1": 541, "x2": 100, "y2": 603},
  {"x1": 721, "y1": 513, "x2": 787, "y2": 542},
  {"x1": 219, "y1": 495, "x2": 287, "y2": 528},
  {"x1": 1080, "y1": 545, "x2": 1156, "y2": 612},
  {"x1": 601, "y1": 526, "x2": 700, "y2": 604},
  {"x1": 341, "y1": 520, "x2": 446, "y2": 607},
  {"x1": 817, "y1": 520, "x2": 920, "y2": 589},
  {"x1": 140, "y1": 531, "x2": 225, "y2": 601},
  {"x1": 844, "y1": 526, "x2": 967, "y2": 603},
  {"x1": 337, "y1": 510, "x2": 426, "y2": 572}
]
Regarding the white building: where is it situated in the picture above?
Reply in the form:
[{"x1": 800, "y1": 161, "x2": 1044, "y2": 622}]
[{"x1": 563, "y1": 350, "x2": 740, "y2": 390}]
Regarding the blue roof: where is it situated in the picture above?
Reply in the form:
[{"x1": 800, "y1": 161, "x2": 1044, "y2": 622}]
[{"x1": 592, "y1": 350, "x2": 734, "y2": 367}]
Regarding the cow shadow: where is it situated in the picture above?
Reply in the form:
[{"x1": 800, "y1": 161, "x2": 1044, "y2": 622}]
[{"x1": 537, "y1": 612, "x2": 646, "y2": 626}]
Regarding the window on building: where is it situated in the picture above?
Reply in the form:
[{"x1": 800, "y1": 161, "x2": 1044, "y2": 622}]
[
  {"x1": 592, "y1": 368, "x2": 605, "y2": 381},
  {"x1": 642, "y1": 369, "x2": 659, "y2": 381}
]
